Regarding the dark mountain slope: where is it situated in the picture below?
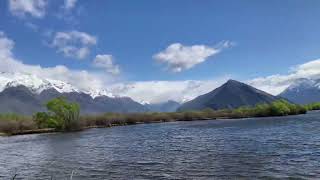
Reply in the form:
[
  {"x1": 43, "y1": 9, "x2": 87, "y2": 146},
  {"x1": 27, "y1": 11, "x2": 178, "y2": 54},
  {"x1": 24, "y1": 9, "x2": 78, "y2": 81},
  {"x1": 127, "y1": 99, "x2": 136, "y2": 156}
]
[
  {"x1": 0, "y1": 85, "x2": 44, "y2": 114},
  {"x1": 0, "y1": 86, "x2": 147, "y2": 115},
  {"x1": 145, "y1": 100, "x2": 180, "y2": 112},
  {"x1": 178, "y1": 80, "x2": 280, "y2": 111}
]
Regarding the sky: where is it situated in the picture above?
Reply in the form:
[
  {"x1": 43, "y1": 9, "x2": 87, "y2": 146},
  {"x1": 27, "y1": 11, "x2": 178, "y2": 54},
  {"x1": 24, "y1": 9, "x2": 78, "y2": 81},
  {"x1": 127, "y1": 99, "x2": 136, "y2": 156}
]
[{"x1": 1, "y1": 0, "x2": 320, "y2": 103}]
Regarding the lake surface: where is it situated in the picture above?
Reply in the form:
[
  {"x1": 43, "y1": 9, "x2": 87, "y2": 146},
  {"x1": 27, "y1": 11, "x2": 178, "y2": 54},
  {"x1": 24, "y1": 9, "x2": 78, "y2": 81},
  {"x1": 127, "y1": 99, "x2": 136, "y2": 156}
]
[{"x1": 1, "y1": 112, "x2": 320, "y2": 179}]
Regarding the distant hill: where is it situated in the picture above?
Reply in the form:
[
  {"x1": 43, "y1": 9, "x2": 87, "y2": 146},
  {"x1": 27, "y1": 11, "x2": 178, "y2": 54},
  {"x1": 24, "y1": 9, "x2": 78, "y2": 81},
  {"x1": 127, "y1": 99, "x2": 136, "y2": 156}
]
[
  {"x1": 0, "y1": 85, "x2": 148, "y2": 115},
  {"x1": 279, "y1": 78, "x2": 320, "y2": 104},
  {"x1": 178, "y1": 79, "x2": 280, "y2": 111},
  {"x1": 145, "y1": 100, "x2": 180, "y2": 112}
]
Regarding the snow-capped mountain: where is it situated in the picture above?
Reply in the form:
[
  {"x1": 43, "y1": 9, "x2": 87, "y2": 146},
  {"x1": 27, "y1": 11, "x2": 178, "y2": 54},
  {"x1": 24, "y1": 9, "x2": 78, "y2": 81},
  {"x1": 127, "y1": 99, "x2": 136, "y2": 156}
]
[
  {"x1": 279, "y1": 78, "x2": 320, "y2": 104},
  {"x1": 0, "y1": 72, "x2": 113, "y2": 98},
  {"x1": 85, "y1": 89, "x2": 115, "y2": 99},
  {"x1": 0, "y1": 72, "x2": 149, "y2": 115}
]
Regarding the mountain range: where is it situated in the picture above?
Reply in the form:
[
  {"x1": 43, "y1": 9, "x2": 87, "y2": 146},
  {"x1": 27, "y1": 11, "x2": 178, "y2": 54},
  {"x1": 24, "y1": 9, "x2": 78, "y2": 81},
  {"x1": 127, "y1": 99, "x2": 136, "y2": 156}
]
[{"x1": 1, "y1": 72, "x2": 318, "y2": 115}]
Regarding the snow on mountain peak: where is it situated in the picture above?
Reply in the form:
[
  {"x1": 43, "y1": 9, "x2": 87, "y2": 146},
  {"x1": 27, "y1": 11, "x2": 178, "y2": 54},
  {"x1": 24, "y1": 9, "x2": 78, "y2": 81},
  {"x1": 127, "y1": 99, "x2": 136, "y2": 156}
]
[
  {"x1": 287, "y1": 79, "x2": 317, "y2": 90},
  {"x1": 85, "y1": 89, "x2": 115, "y2": 98},
  {"x1": 0, "y1": 72, "x2": 114, "y2": 98}
]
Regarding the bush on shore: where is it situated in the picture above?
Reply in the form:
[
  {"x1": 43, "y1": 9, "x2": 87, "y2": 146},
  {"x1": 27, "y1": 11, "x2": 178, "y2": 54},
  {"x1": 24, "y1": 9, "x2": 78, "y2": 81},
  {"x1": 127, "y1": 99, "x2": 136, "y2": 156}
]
[{"x1": 34, "y1": 97, "x2": 81, "y2": 131}]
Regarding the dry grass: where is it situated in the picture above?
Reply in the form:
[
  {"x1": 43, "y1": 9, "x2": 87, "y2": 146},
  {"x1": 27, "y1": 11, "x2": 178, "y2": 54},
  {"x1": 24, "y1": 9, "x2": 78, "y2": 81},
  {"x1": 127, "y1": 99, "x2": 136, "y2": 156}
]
[{"x1": 0, "y1": 114, "x2": 36, "y2": 135}]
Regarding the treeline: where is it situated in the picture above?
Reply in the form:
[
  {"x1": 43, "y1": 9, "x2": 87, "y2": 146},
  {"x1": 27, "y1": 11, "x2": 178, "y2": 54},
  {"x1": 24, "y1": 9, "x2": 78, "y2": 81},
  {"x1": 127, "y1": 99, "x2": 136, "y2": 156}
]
[
  {"x1": 0, "y1": 98, "x2": 319, "y2": 135},
  {"x1": 233, "y1": 100, "x2": 307, "y2": 117},
  {"x1": 81, "y1": 100, "x2": 308, "y2": 127}
]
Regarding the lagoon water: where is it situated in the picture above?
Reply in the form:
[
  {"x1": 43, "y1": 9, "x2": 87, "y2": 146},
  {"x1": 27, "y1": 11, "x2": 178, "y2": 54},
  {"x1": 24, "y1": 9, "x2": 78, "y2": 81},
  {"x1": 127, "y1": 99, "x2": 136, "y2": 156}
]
[{"x1": 1, "y1": 112, "x2": 320, "y2": 179}]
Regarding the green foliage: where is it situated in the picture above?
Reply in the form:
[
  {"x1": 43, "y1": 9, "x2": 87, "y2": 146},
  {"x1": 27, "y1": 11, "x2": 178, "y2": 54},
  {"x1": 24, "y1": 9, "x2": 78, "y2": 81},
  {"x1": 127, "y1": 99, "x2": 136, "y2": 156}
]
[
  {"x1": 304, "y1": 102, "x2": 320, "y2": 111},
  {"x1": 34, "y1": 97, "x2": 81, "y2": 131},
  {"x1": 34, "y1": 112, "x2": 50, "y2": 129},
  {"x1": 269, "y1": 100, "x2": 291, "y2": 116},
  {"x1": 227, "y1": 100, "x2": 307, "y2": 117},
  {"x1": 34, "y1": 112, "x2": 60, "y2": 129}
]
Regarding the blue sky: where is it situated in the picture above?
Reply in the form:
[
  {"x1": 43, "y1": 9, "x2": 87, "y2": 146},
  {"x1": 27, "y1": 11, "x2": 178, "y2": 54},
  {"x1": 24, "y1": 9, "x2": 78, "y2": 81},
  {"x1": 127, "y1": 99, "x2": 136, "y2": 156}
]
[{"x1": 1, "y1": 0, "x2": 320, "y2": 103}]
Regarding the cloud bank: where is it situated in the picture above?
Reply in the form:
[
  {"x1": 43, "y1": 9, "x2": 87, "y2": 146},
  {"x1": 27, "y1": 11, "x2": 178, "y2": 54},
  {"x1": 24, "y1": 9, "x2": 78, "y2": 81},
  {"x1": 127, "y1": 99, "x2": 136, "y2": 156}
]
[
  {"x1": 109, "y1": 78, "x2": 230, "y2": 104},
  {"x1": 249, "y1": 59, "x2": 320, "y2": 95},
  {"x1": 0, "y1": 31, "x2": 107, "y2": 91}
]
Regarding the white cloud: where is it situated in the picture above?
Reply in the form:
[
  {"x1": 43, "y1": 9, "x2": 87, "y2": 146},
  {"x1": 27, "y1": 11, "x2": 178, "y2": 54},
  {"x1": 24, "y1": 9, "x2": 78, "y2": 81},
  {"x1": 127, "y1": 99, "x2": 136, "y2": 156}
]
[
  {"x1": 249, "y1": 59, "x2": 320, "y2": 95},
  {"x1": 0, "y1": 31, "x2": 109, "y2": 91},
  {"x1": 93, "y1": 54, "x2": 120, "y2": 75},
  {"x1": 153, "y1": 41, "x2": 232, "y2": 72},
  {"x1": 64, "y1": 0, "x2": 77, "y2": 10},
  {"x1": 51, "y1": 31, "x2": 97, "y2": 59},
  {"x1": 9, "y1": 0, "x2": 47, "y2": 18}
]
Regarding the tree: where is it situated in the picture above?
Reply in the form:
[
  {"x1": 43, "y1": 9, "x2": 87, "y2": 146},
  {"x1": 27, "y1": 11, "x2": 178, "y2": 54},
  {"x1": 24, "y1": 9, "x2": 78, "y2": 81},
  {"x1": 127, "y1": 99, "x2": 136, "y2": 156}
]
[{"x1": 34, "y1": 97, "x2": 81, "y2": 131}]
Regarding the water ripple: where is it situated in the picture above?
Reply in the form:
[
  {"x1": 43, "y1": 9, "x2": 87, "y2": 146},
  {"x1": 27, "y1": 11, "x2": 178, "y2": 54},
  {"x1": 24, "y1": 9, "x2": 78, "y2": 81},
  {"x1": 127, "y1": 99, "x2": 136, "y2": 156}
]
[{"x1": 1, "y1": 112, "x2": 320, "y2": 179}]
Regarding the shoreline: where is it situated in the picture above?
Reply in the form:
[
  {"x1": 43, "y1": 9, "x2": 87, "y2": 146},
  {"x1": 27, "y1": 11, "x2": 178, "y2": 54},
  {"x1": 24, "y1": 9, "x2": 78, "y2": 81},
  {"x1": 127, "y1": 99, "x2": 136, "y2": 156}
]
[{"x1": 0, "y1": 112, "x2": 311, "y2": 137}]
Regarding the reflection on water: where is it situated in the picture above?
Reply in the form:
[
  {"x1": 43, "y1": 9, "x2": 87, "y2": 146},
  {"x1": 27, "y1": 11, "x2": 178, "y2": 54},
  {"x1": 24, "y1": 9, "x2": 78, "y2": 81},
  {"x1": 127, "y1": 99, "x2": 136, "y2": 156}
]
[{"x1": 1, "y1": 111, "x2": 320, "y2": 179}]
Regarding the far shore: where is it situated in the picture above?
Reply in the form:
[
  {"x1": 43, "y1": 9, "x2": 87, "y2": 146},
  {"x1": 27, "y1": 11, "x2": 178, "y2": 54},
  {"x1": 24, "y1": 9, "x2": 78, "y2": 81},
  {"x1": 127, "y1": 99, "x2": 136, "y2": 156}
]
[
  {"x1": 0, "y1": 113, "x2": 310, "y2": 137},
  {"x1": 2, "y1": 100, "x2": 319, "y2": 137},
  {"x1": 0, "y1": 118, "x2": 217, "y2": 136}
]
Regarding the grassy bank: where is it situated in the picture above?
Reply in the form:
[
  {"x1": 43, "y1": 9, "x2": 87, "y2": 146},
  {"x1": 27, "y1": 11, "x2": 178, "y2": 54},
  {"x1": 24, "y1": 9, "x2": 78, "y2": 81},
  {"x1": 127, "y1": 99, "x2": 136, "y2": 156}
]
[{"x1": 0, "y1": 99, "x2": 314, "y2": 136}]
